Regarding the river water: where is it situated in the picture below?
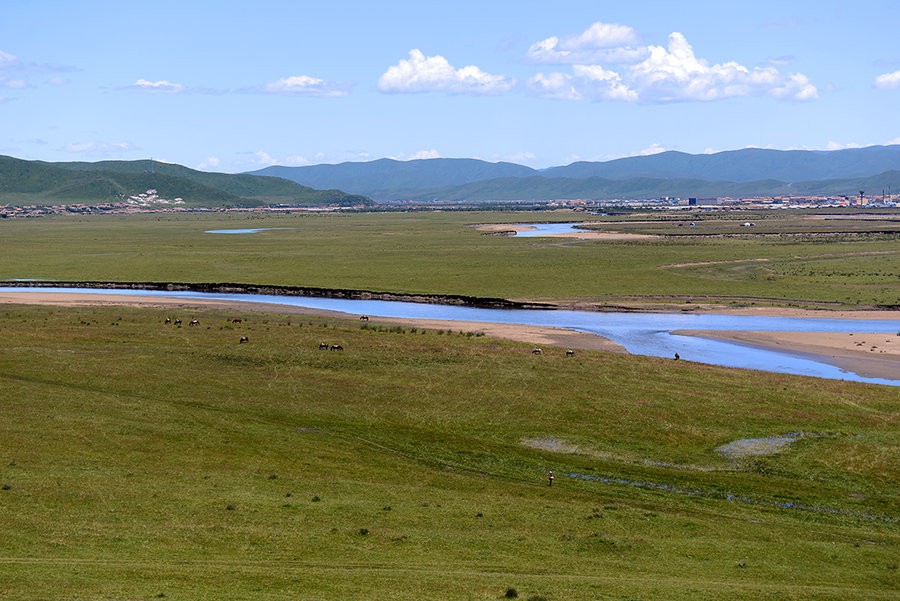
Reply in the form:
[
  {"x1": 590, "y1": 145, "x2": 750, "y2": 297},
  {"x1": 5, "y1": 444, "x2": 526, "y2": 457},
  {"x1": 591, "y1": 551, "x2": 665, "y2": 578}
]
[{"x1": 2, "y1": 286, "x2": 897, "y2": 386}]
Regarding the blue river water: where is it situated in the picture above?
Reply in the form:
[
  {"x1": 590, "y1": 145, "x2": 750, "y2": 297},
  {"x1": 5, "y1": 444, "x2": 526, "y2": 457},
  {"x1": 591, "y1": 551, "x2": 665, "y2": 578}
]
[
  {"x1": 2, "y1": 286, "x2": 898, "y2": 386},
  {"x1": 513, "y1": 223, "x2": 581, "y2": 236}
]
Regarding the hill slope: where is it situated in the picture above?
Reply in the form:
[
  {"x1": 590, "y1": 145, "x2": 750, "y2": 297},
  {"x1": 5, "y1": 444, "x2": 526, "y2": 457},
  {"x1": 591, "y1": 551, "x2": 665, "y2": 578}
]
[
  {"x1": 388, "y1": 172, "x2": 900, "y2": 202},
  {"x1": 0, "y1": 156, "x2": 373, "y2": 208},
  {"x1": 54, "y1": 158, "x2": 372, "y2": 206},
  {"x1": 541, "y1": 145, "x2": 900, "y2": 182}
]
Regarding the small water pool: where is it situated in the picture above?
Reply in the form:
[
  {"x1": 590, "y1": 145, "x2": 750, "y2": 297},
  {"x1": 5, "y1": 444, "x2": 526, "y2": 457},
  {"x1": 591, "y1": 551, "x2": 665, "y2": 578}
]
[
  {"x1": 513, "y1": 223, "x2": 582, "y2": 237},
  {"x1": 204, "y1": 228, "x2": 295, "y2": 234}
]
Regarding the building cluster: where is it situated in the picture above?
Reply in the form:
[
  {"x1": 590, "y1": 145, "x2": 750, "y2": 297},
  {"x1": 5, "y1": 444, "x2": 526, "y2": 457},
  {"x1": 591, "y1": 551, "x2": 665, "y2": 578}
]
[{"x1": 548, "y1": 193, "x2": 899, "y2": 210}]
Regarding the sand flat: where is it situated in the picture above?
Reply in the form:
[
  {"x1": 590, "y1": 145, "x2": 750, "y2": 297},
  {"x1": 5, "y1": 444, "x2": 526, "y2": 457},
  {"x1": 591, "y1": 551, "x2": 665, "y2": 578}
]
[{"x1": 674, "y1": 329, "x2": 900, "y2": 380}]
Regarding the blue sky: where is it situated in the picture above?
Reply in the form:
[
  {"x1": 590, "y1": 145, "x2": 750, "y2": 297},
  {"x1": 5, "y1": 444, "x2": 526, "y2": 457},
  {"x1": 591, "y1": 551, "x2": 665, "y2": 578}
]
[{"x1": 1, "y1": 0, "x2": 899, "y2": 172}]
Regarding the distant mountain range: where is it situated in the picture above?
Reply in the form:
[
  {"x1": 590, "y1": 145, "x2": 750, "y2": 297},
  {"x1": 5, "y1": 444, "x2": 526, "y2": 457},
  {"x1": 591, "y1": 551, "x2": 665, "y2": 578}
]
[
  {"x1": 247, "y1": 146, "x2": 900, "y2": 202},
  {"x1": 0, "y1": 156, "x2": 373, "y2": 208},
  {"x1": 3, "y1": 146, "x2": 898, "y2": 208}
]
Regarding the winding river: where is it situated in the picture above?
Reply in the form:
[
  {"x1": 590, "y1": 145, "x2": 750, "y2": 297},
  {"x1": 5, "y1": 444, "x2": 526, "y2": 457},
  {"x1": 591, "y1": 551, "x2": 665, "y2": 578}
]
[{"x1": 2, "y1": 286, "x2": 898, "y2": 386}]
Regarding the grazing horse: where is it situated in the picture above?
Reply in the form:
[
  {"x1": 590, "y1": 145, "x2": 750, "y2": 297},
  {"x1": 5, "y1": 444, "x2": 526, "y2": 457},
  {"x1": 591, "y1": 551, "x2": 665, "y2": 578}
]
[
  {"x1": 532, "y1": 348, "x2": 542, "y2": 355},
  {"x1": 318, "y1": 342, "x2": 329, "y2": 350},
  {"x1": 173, "y1": 319, "x2": 182, "y2": 326},
  {"x1": 239, "y1": 336, "x2": 249, "y2": 344},
  {"x1": 565, "y1": 349, "x2": 575, "y2": 357},
  {"x1": 164, "y1": 317, "x2": 172, "y2": 324},
  {"x1": 330, "y1": 344, "x2": 344, "y2": 351},
  {"x1": 359, "y1": 315, "x2": 369, "y2": 322},
  {"x1": 231, "y1": 318, "x2": 242, "y2": 324},
  {"x1": 189, "y1": 319, "x2": 200, "y2": 326}
]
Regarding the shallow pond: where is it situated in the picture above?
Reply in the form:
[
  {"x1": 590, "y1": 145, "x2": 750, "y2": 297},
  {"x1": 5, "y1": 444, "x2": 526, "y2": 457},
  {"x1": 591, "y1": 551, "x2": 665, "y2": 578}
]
[
  {"x1": 204, "y1": 227, "x2": 295, "y2": 234},
  {"x1": 2, "y1": 286, "x2": 898, "y2": 386}
]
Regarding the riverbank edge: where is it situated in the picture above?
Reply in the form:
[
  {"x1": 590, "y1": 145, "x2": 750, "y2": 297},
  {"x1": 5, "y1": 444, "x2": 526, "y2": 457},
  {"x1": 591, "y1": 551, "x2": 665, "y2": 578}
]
[
  {"x1": 0, "y1": 280, "x2": 556, "y2": 311},
  {"x1": 4, "y1": 280, "x2": 899, "y2": 316}
]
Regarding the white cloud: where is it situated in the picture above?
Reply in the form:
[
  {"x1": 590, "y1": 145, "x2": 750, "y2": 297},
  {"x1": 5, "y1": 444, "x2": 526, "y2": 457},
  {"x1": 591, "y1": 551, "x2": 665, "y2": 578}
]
[
  {"x1": 389, "y1": 149, "x2": 441, "y2": 161},
  {"x1": 874, "y1": 70, "x2": 900, "y2": 89},
  {"x1": 198, "y1": 157, "x2": 220, "y2": 170},
  {"x1": 630, "y1": 33, "x2": 817, "y2": 102},
  {"x1": 254, "y1": 151, "x2": 278, "y2": 165},
  {"x1": 5, "y1": 79, "x2": 28, "y2": 89},
  {"x1": 0, "y1": 50, "x2": 18, "y2": 69},
  {"x1": 48, "y1": 76, "x2": 69, "y2": 86},
  {"x1": 262, "y1": 75, "x2": 352, "y2": 97},
  {"x1": 526, "y1": 72, "x2": 582, "y2": 100},
  {"x1": 64, "y1": 141, "x2": 133, "y2": 156},
  {"x1": 636, "y1": 143, "x2": 667, "y2": 156},
  {"x1": 378, "y1": 49, "x2": 515, "y2": 95},
  {"x1": 572, "y1": 65, "x2": 637, "y2": 101},
  {"x1": 823, "y1": 141, "x2": 862, "y2": 151},
  {"x1": 283, "y1": 155, "x2": 311, "y2": 166},
  {"x1": 527, "y1": 22, "x2": 646, "y2": 65},
  {"x1": 504, "y1": 151, "x2": 537, "y2": 164},
  {"x1": 124, "y1": 78, "x2": 185, "y2": 93}
]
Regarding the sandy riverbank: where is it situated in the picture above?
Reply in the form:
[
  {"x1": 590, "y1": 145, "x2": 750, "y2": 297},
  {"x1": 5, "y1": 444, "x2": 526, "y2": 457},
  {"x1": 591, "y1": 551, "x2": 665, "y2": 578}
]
[
  {"x1": 673, "y1": 329, "x2": 900, "y2": 380},
  {"x1": 4, "y1": 291, "x2": 899, "y2": 376},
  {"x1": 0, "y1": 291, "x2": 626, "y2": 353}
]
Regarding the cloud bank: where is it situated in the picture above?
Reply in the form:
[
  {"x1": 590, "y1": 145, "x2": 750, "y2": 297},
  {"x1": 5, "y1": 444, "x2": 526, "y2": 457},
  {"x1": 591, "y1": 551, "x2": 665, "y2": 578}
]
[
  {"x1": 527, "y1": 25, "x2": 817, "y2": 103},
  {"x1": 122, "y1": 79, "x2": 186, "y2": 93},
  {"x1": 261, "y1": 75, "x2": 352, "y2": 97}
]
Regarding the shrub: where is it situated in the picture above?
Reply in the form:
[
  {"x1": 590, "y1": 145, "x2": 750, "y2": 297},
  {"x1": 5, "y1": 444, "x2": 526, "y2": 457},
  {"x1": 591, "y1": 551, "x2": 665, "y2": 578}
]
[{"x1": 504, "y1": 588, "x2": 518, "y2": 598}]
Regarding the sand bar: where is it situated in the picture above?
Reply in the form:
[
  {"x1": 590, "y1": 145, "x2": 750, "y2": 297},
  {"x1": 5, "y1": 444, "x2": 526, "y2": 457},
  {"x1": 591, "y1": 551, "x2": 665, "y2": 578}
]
[{"x1": 674, "y1": 329, "x2": 900, "y2": 380}]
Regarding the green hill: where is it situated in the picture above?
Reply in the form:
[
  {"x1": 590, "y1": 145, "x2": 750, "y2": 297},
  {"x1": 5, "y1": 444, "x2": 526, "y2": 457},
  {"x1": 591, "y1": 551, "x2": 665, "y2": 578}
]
[{"x1": 0, "y1": 156, "x2": 373, "y2": 208}]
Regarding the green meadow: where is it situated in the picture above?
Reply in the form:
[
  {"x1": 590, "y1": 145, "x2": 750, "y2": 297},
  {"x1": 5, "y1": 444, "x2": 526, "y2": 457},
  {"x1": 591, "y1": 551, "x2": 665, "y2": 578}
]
[
  {"x1": 0, "y1": 304, "x2": 897, "y2": 600},
  {"x1": 0, "y1": 210, "x2": 898, "y2": 599},
  {"x1": 0, "y1": 210, "x2": 898, "y2": 305}
]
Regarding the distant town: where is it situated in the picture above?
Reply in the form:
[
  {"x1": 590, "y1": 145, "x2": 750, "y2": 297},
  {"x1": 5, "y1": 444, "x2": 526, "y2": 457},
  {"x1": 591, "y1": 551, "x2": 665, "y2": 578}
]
[{"x1": 2, "y1": 189, "x2": 898, "y2": 218}]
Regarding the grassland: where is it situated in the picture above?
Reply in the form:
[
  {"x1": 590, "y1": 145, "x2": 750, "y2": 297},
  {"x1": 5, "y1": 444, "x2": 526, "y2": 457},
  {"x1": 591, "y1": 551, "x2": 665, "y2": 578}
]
[
  {"x1": 0, "y1": 303, "x2": 897, "y2": 600},
  {"x1": 0, "y1": 209, "x2": 898, "y2": 307}
]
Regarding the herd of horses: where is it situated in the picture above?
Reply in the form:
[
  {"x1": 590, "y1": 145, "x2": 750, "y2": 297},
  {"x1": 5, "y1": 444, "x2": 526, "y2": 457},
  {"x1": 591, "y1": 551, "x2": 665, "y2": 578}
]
[{"x1": 162, "y1": 315, "x2": 578, "y2": 356}]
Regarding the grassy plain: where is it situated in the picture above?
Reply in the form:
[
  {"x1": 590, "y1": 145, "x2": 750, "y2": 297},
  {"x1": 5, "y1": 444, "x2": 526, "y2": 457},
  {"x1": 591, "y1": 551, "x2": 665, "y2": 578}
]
[
  {"x1": 0, "y1": 209, "x2": 897, "y2": 306},
  {"x1": 0, "y1": 303, "x2": 897, "y2": 600}
]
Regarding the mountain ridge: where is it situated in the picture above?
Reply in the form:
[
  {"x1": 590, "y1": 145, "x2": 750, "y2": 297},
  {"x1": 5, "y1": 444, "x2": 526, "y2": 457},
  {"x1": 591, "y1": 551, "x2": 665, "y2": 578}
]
[{"x1": 245, "y1": 145, "x2": 900, "y2": 201}]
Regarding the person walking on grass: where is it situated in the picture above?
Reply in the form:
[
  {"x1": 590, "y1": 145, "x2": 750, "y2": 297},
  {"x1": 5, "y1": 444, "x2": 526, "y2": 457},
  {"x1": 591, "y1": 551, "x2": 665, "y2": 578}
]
[{"x1": 548, "y1": 470, "x2": 554, "y2": 487}]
